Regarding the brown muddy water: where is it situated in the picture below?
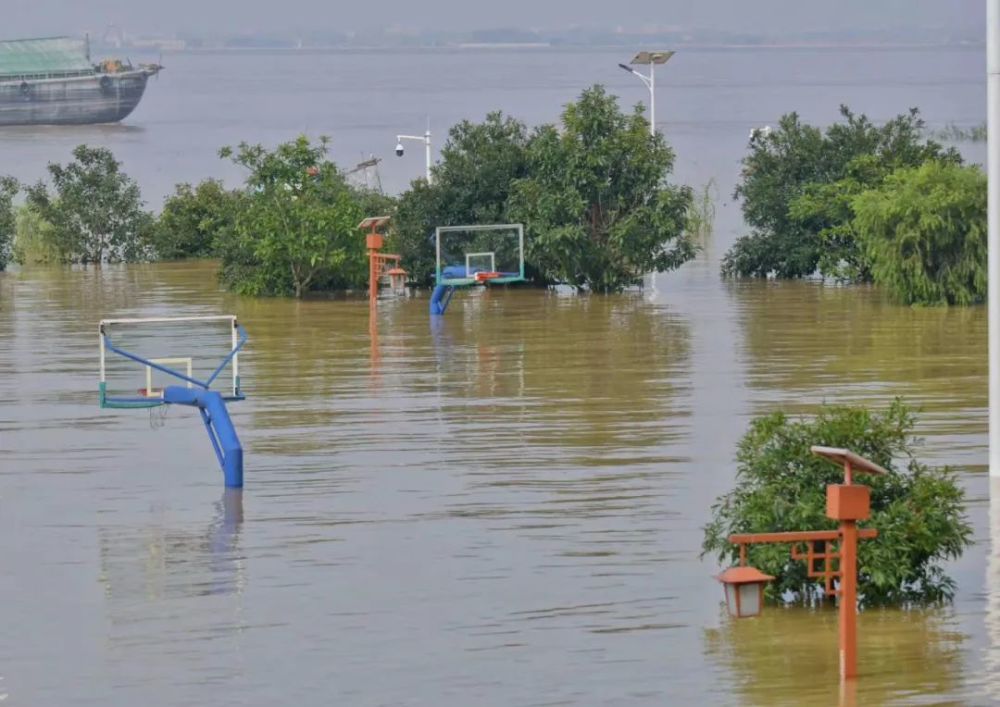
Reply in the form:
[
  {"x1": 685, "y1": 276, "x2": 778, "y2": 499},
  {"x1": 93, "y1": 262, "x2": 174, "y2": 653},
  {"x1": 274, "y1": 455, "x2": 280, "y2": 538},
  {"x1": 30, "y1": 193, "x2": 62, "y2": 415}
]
[{"x1": 0, "y1": 258, "x2": 997, "y2": 706}]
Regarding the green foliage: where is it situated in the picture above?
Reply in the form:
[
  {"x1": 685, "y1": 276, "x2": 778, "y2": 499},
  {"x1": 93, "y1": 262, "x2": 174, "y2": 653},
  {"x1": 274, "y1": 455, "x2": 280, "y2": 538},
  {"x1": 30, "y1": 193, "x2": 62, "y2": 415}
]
[
  {"x1": 12, "y1": 204, "x2": 63, "y2": 265},
  {"x1": 393, "y1": 112, "x2": 530, "y2": 286},
  {"x1": 24, "y1": 145, "x2": 153, "y2": 265},
  {"x1": 931, "y1": 122, "x2": 987, "y2": 143},
  {"x1": 687, "y1": 179, "x2": 718, "y2": 248},
  {"x1": 509, "y1": 85, "x2": 694, "y2": 292},
  {"x1": 0, "y1": 176, "x2": 18, "y2": 271},
  {"x1": 722, "y1": 107, "x2": 960, "y2": 280},
  {"x1": 702, "y1": 401, "x2": 972, "y2": 607},
  {"x1": 852, "y1": 162, "x2": 986, "y2": 306},
  {"x1": 217, "y1": 136, "x2": 372, "y2": 298},
  {"x1": 151, "y1": 179, "x2": 239, "y2": 260},
  {"x1": 788, "y1": 155, "x2": 884, "y2": 282}
]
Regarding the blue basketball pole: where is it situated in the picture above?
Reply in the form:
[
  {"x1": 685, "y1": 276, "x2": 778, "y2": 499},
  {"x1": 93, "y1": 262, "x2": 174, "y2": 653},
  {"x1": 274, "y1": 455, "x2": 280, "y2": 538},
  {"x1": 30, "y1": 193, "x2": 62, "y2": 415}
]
[
  {"x1": 100, "y1": 316, "x2": 248, "y2": 488},
  {"x1": 163, "y1": 386, "x2": 244, "y2": 488},
  {"x1": 429, "y1": 284, "x2": 455, "y2": 315}
]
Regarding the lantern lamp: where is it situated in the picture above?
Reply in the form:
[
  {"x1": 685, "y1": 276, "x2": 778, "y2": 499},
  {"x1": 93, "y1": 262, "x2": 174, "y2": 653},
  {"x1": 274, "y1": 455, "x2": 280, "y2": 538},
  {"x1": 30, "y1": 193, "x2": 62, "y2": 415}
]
[
  {"x1": 717, "y1": 566, "x2": 774, "y2": 618},
  {"x1": 386, "y1": 267, "x2": 408, "y2": 295}
]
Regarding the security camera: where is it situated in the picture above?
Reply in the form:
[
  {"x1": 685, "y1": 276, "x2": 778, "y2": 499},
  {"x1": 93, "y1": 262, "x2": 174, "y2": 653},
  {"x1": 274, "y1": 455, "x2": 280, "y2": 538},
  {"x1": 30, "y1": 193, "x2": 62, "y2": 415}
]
[{"x1": 395, "y1": 142, "x2": 405, "y2": 157}]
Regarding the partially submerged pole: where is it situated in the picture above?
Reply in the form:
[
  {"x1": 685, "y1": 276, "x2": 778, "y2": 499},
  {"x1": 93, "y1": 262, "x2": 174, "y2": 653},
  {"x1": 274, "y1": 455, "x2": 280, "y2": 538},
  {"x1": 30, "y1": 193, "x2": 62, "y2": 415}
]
[
  {"x1": 163, "y1": 386, "x2": 243, "y2": 488},
  {"x1": 990, "y1": 0, "x2": 1000, "y2": 477}
]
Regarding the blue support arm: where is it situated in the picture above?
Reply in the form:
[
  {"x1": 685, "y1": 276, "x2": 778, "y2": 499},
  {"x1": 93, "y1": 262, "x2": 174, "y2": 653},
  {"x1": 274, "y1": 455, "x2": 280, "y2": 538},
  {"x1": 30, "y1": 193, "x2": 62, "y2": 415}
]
[{"x1": 162, "y1": 385, "x2": 244, "y2": 488}]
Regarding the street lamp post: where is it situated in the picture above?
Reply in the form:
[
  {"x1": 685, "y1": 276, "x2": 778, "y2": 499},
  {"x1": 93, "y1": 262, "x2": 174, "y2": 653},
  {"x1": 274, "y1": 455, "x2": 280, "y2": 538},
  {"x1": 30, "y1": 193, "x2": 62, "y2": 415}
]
[
  {"x1": 716, "y1": 446, "x2": 886, "y2": 682},
  {"x1": 989, "y1": 0, "x2": 1000, "y2": 478},
  {"x1": 395, "y1": 130, "x2": 432, "y2": 184},
  {"x1": 618, "y1": 50, "x2": 674, "y2": 136}
]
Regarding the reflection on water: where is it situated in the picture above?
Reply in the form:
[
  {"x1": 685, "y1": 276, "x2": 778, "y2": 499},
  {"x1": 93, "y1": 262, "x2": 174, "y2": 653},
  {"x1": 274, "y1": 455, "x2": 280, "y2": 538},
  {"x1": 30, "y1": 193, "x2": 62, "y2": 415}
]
[
  {"x1": 0, "y1": 123, "x2": 146, "y2": 140},
  {"x1": 730, "y1": 280, "x2": 987, "y2": 466},
  {"x1": 984, "y1": 478, "x2": 1000, "y2": 703},
  {"x1": 0, "y1": 260, "x2": 992, "y2": 705},
  {"x1": 704, "y1": 607, "x2": 966, "y2": 706},
  {"x1": 100, "y1": 488, "x2": 245, "y2": 606}
]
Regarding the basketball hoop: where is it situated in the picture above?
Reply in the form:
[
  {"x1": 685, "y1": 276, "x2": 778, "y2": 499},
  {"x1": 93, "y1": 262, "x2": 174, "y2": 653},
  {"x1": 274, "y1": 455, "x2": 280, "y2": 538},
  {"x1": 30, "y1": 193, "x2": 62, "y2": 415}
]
[{"x1": 149, "y1": 403, "x2": 169, "y2": 429}]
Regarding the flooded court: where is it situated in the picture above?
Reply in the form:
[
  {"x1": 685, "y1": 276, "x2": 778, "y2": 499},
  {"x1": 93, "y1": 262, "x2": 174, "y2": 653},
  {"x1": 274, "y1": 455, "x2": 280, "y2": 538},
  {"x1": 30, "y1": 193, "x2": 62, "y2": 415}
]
[{"x1": 0, "y1": 259, "x2": 996, "y2": 705}]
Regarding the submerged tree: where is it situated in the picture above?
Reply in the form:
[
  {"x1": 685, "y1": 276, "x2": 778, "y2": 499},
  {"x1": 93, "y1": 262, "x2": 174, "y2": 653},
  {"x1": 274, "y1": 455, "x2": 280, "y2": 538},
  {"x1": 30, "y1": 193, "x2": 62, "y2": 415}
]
[
  {"x1": 151, "y1": 179, "x2": 240, "y2": 261},
  {"x1": 852, "y1": 162, "x2": 986, "y2": 306},
  {"x1": 0, "y1": 176, "x2": 18, "y2": 271},
  {"x1": 393, "y1": 112, "x2": 531, "y2": 285},
  {"x1": 702, "y1": 400, "x2": 971, "y2": 607},
  {"x1": 12, "y1": 204, "x2": 62, "y2": 265},
  {"x1": 25, "y1": 145, "x2": 153, "y2": 265},
  {"x1": 721, "y1": 107, "x2": 960, "y2": 280},
  {"x1": 217, "y1": 136, "x2": 373, "y2": 298},
  {"x1": 510, "y1": 85, "x2": 694, "y2": 292}
]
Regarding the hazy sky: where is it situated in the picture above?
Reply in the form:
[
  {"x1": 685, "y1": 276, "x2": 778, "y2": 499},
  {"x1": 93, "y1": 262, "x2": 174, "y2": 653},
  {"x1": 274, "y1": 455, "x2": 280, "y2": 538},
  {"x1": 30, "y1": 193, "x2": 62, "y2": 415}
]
[{"x1": 0, "y1": 0, "x2": 985, "y2": 37}]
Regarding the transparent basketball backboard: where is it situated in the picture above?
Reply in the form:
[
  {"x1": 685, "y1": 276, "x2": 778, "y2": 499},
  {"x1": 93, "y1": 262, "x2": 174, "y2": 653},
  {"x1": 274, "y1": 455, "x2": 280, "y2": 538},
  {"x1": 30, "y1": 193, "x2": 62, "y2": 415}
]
[
  {"x1": 99, "y1": 315, "x2": 245, "y2": 409},
  {"x1": 435, "y1": 224, "x2": 525, "y2": 286}
]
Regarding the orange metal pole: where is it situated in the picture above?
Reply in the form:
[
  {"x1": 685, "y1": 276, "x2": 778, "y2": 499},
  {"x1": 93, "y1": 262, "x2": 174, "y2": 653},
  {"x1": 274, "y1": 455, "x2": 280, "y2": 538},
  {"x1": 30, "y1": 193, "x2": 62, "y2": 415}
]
[
  {"x1": 729, "y1": 529, "x2": 876, "y2": 545},
  {"x1": 839, "y1": 518, "x2": 859, "y2": 680}
]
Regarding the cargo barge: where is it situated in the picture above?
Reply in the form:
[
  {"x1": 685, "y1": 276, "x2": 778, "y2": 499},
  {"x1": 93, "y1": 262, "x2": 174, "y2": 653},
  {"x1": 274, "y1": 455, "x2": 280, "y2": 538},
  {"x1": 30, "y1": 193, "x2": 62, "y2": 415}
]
[{"x1": 0, "y1": 36, "x2": 160, "y2": 126}]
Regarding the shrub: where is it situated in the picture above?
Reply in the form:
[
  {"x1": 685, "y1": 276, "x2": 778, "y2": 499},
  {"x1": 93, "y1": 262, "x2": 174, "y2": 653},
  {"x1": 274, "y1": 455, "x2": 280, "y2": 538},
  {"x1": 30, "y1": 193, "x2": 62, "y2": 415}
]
[
  {"x1": 853, "y1": 162, "x2": 986, "y2": 306},
  {"x1": 151, "y1": 179, "x2": 239, "y2": 260},
  {"x1": 12, "y1": 205, "x2": 62, "y2": 265},
  {"x1": 702, "y1": 400, "x2": 972, "y2": 607}
]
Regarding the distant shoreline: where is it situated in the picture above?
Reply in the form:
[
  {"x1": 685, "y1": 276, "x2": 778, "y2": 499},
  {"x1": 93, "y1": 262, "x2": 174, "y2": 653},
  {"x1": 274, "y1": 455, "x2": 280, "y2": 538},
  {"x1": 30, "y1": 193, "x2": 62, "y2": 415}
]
[{"x1": 111, "y1": 41, "x2": 985, "y2": 56}]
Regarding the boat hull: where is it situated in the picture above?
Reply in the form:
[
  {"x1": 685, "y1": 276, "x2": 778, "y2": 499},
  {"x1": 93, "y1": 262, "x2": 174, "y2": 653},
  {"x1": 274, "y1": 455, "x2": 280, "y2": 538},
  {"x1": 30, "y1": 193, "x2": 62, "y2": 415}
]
[{"x1": 0, "y1": 70, "x2": 153, "y2": 126}]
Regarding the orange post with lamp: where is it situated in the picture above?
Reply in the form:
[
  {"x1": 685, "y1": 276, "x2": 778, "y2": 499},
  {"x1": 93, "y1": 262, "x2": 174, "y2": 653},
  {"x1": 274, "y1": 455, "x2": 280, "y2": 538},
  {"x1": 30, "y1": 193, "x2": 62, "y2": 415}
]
[
  {"x1": 716, "y1": 446, "x2": 886, "y2": 682},
  {"x1": 358, "y1": 216, "x2": 406, "y2": 307}
]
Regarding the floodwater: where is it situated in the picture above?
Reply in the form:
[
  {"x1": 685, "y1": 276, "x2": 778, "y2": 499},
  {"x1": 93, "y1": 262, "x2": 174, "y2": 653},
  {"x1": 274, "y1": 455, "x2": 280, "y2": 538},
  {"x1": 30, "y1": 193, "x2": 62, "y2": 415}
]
[
  {"x1": 0, "y1": 46, "x2": 996, "y2": 706},
  {"x1": 0, "y1": 260, "x2": 996, "y2": 706}
]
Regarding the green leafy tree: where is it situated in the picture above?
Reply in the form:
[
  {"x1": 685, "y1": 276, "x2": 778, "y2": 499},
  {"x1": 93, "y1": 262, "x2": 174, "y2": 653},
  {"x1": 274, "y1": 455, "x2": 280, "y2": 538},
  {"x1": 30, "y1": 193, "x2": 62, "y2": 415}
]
[
  {"x1": 393, "y1": 112, "x2": 530, "y2": 285},
  {"x1": 510, "y1": 85, "x2": 694, "y2": 292},
  {"x1": 217, "y1": 136, "x2": 371, "y2": 298},
  {"x1": 25, "y1": 145, "x2": 153, "y2": 265},
  {"x1": 151, "y1": 179, "x2": 240, "y2": 260},
  {"x1": 722, "y1": 107, "x2": 960, "y2": 279},
  {"x1": 852, "y1": 162, "x2": 986, "y2": 306},
  {"x1": 0, "y1": 176, "x2": 18, "y2": 270},
  {"x1": 787, "y1": 155, "x2": 884, "y2": 282},
  {"x1": 702, "y1": 400, "x2": 972, "y2": 607},
  {"x1": 12, "y1": 204, "x2": 62, "y2": 265}
]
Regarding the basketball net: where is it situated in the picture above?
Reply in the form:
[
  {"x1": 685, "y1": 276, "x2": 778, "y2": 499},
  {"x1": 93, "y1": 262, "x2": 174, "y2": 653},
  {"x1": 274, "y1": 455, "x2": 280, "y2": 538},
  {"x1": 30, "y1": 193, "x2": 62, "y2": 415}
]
[{"x1": 149, "y1": 403, "x2": 169, "y2": 430}]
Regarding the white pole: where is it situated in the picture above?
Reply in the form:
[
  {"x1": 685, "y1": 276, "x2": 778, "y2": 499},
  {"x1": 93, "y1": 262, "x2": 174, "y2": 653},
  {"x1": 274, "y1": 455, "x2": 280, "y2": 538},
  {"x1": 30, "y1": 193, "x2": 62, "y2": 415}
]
[
  {"x1": 99, "y1": 324, "x2": 105, "y2": 384},
  {"x1": 231, "y1": 319, "x2": 239, "y2": 396},
  {"x1": 990, "y1": 479, "x2": 1000, "y2": 700},
  {"x1": 649, "y1": 62, "x2": 656, "y2": 136},
  {"x1": 435, "y1": 226, "x2": 442, "y2": 281},
  {"x1": 990, "y1": 0, "x2": 1000, "y2": 477},
  {"x1": 424, "y1": 130, "x2": 432, "y2": 184}
]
